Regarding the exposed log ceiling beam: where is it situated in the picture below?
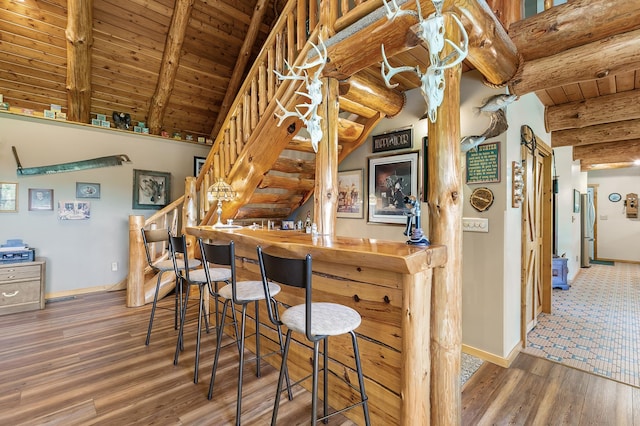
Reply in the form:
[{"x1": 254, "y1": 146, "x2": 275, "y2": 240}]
[
  {"x1": 485, "y1": 0, "x2": 522, "y2": 31},
  {"x1": 509, "y1": 27, "x2": 640, "y2": 95},
  {"x1": 546, "y1": 90, "x2": 640, "y2": 132},
  {"x1": 338, "y1": 97, "x2": 378, "y2": 118},
  {"x1": 582, "y1": 162, "x2": 638, "y2": 172},
  {"x1": 574, "y1": 139, "x2": 640, "y2": 170},
  {"x1": 323, "y1": 0, "x2": 518, "y2": 88},
  {"x1": 451, "y1": 0, "x2": 519, "y2": 86},
  {"x1": 338, "y1": 73, "x2": 405, "y2": 117},
  {"x1": 552, "y1": 119, "x2": 640, "y2": 148},
  {"x1": 210, "y1": 0, "x2": 268, "y2": 139},
  {"x1": 147, "y1": 0, "x2": 195, "y2": 135},
  {"x1": 65, "y1": 0, "x2": 93, "y2": 123},
  {"x1": 509, "y1": 0, "x2": 640, "y2": 62}
]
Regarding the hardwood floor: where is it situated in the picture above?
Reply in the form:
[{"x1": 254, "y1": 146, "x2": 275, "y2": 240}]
[
  {"x1": 462, "y1": 353, "x2": 640, "y2": 425},
  {"x1": 0, "y1": 290, "x2": 354, "y2": 425},
  {"x1": 2, "y1": 290, "x2": 639, "y2": 425}
]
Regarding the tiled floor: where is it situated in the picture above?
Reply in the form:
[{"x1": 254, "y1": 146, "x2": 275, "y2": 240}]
[{"x1": 523, "y1": 262, "x2": 640, "y2": 387}]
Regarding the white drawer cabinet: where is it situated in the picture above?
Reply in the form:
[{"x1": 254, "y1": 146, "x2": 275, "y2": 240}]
[{"x1": 0, "y1": 259, "x2": 45, "y2": 315}]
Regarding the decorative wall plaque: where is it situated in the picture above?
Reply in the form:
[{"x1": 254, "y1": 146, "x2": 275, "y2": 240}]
[{"x1": 470, "y1": 187, "x2": 494, "y2": 212}]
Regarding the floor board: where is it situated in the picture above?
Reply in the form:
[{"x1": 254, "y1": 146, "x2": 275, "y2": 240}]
[
  {"x1": 0, "y1": 290, "x2": 355, "y2": 425},
  {"x1": 2, "y1": 290, "x2": 638, "y2": 425},
  {"x1": 462, "y1": 352, "x2": 640, "y2": 425}
]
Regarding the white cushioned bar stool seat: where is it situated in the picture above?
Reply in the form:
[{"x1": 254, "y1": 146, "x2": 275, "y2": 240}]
[
  {"x1": 257, "y1": 246, "x2": 370, "y2": 426},
  {"x1": 281, "y1": 302, "x2": 361, "y2": 337}
]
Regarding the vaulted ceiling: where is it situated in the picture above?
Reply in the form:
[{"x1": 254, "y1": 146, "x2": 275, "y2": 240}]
[{"x1": 1, "y1": 0, "x2": 639, "y2": 172}]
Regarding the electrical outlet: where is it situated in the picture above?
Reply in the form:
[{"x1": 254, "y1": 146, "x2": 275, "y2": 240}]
[{"x1": 111, "y1": 262, "x2": 118, "y2": 272}]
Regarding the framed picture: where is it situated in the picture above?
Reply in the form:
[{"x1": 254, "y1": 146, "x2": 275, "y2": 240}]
[
  {"x1": 133, "y1": 169, "x2": 171, "y2": 210},
  {"x1": 194, "y1": 156, "x2": 206, "y2": 177},
  {"x1": 368, "y1": 152, "x2": 418, "y2": 224},
  {"x1": 76, "y1": 182, "x2": 101, "y2": 199},
  {"x1": 337, "y1": 169, "x2": 364, "y2": 219},
  {"x1": 573, "y1": 189, "x2": 580, "y2": 213},
  {"x1": 0, "y1": 182, "x2": 18, "y2": 212},
  {"x1": 58, "y1": 200, "x2": 91, "y2": 220},
  {"x1": 28, "y1": 188, "x2": 54, "y2": 211}
]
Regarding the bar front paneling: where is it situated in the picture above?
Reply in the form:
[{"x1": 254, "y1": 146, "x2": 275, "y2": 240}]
[{"x1": 187, "y1": 226, "x2": 446, "y2": 425}]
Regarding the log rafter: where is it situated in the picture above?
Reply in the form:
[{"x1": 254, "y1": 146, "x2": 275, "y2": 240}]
[
  {"x1": 545, "y1": 89, "x2": 640, "y2": 132},
  {"x1": 65, "y1": 0, "x2": 94, "y2": 123},
  {"x1": 552, "y1": 119, "x2": 640, "y2": 148},
  {"x1": 147, "y1": 0, "x2": 195, "y2": 135},
  {"x1": 575, "y1": 139, "x2": 640, "y2": 171},
  {"x1": 209, "y1": 0, "x2": 269, "y2": 139}
]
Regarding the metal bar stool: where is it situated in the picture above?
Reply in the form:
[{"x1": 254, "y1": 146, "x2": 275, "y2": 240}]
[
  {"x1": 141, "y1": 228, "x2": 200, "y2": 346},
  {"x1": 257, "y1": 246, "x2": 370, "y2": 426},
  {"x1": 170, "y1": 233, "x2": 230, "y2": 383},
  {"x1": 205, "y1": 240, "x2": 290, "y2": 426}
]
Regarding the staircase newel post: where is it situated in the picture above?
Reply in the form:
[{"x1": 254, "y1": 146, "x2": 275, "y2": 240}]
[{"x1": 127, "y1": 215, "x2": 146, "y2": 307}]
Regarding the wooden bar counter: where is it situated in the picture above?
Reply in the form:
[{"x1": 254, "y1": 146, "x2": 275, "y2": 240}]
[{"x1": 187, "y1": 226, "x2": 447, "y2": 425}]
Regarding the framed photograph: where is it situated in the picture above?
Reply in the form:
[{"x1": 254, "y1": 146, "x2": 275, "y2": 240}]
[
  {"x1": 0, "y1": 182, "x2": 18, "y2": 212},
  {"x1": 573, "y1": 189, "x2": 580, "y2": 213},
  {"x1": 133, "y1": 169, "x2": 171, "y2": 210},
  {"x1": 28, "y1": 188, "x2": 54, "y2": 211},
  {"x1": 76, "y1": 182, "x2": 101, "y2": 199},
  {"x1": 337, "y1": 169, "x2": 364, "y2": 219},
  {"x1": 194, "y1": 156, "x2": 206, "y2": 177},
  {"x1": 58, "y1": 200, "x2": 91, "y2": 220},
  {"x1": 368, "y1": 152, "x2": 418, "y2": 224}
]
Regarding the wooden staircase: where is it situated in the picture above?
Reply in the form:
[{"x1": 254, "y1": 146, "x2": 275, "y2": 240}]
[{"x1": 129, "y1": 0, "x2": 405, "y2": 305}]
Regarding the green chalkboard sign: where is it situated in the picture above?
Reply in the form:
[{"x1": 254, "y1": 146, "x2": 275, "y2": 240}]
[{"x1": 466, "y1": 142, "x2": 501, "y2": 184}]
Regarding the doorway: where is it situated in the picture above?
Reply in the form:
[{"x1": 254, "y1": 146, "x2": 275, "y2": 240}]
[{"x1": 520, "y1": 125, "x2": 552, "y2": 346}]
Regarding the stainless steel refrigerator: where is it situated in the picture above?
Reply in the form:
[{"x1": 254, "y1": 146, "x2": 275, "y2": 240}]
[{"x1": 580, "y1": 192, "x2": 595, "y2": 267}]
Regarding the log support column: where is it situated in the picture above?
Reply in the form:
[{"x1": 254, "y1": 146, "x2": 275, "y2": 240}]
[
  {"x1": 314, "y1": 77, "x2": 339, "y2": 236},
  {"x1": 428, "y1": 16, "x2": 463, "y2": 426}
]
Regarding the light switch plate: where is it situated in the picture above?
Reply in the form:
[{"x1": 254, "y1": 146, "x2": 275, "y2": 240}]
[{"x1": 462, "y1": 217, "x2": 489, "y2": 233}]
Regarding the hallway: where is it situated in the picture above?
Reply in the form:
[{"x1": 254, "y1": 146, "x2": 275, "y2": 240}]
[{"x1": 523, "y1": 262, "x2": 640, "y2": 387}]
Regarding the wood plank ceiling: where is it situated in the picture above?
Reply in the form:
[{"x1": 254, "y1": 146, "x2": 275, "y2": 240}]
[
  {"x1": 0, "y1": 0, "x2": 281, "y2": 142},
  {"x1": 1, "y1": 0, "x2": 640, "y2": 172}
]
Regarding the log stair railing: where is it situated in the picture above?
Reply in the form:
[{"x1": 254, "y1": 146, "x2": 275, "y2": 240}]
[{"x1": 129, "y1": 0, "x2": 402, "y2": 306}]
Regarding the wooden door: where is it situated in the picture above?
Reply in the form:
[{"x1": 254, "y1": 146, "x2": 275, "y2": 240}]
[{"x1": 520, "y1": 126, "x2": 552, "y2": 345}]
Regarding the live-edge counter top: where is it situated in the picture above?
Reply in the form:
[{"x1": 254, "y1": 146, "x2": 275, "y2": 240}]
[
  {"x1": 187, "y1": 226, "x2": 446, "y2": 275},
  {"x1": 187, "y1": 226, "x2": 447, "y2": 426}
]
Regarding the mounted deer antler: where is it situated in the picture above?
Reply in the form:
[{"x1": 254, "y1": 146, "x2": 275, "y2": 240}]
[
  {"x1": 274, "y1": 38, "x2": 328, "y2": 152},
  {"x1": 380, "y1": 0, "x2": 468, "y2": 122}
]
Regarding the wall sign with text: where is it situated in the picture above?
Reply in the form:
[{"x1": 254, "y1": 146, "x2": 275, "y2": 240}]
[
  {"x1": 466, "y1": 142, "x2": 501, "y2": 184},
  {"x1": 372, "y1": 128, "x2": 412, "y2": 153}
]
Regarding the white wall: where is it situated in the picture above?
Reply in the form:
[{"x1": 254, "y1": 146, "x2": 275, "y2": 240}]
[
  {"x1": 323, "y1": 71, "x2": 550, "y2": 360},
  {"x1": 0, "y1": 113, "x2": 210, "y2": 297},
  {"x1": 552, "y1": 146, "x2": 584, "y2": 280},
  {"x1": 588, "y1": 168, "x2": 640, "y2": 262}
]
